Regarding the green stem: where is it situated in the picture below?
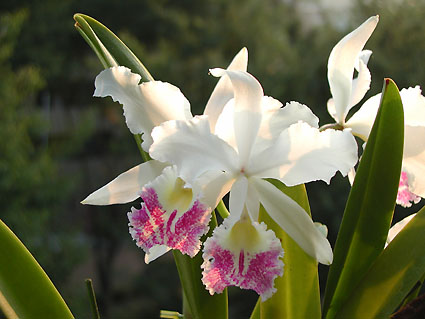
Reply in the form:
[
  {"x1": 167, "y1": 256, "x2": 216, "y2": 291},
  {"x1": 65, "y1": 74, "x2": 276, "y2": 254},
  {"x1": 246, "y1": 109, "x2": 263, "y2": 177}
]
[
  {"x1": 133, "y1": 134, "x2": 151, "y2": 162},
  {"x1": 216, "y1": 200, "x2": 230, "y2": 219},
  {"x1": 85, "y1": 279, "x2": 100, "y2": 319}
]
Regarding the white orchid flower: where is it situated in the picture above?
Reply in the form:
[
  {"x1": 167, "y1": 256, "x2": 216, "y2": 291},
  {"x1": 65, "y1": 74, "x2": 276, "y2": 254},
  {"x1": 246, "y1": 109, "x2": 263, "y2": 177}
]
[
  {"x1": 149, "y1": 67, "x2": 358, "y2": 268},
  {"x1": 326, "y1": 15, "x2": 425, "y2": 207},
  {"x1": 82, "y1": 48, "x2": 249, "y2": 263}
]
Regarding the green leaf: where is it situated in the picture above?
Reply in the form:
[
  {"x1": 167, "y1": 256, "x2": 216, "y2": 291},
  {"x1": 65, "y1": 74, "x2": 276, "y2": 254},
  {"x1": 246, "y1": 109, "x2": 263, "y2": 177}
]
[
  {"x1": 338, "y1": 207, "x2": 425, "y2": 318},
  {"x1": 0, "y1": 219, "x2": 74, "y2": 318},
  {"x1": 172, "y1": 211, "x2": 228, "y2": 319},
  {"x1": 258, "y1": 181, "x2": 321, "y2": 319},
  {"x1": 323, "y1": 79, "x2": 404, "y2": 318},
  {"x1": 73, "y1": 13, "x2": 153, "y2": 81}
]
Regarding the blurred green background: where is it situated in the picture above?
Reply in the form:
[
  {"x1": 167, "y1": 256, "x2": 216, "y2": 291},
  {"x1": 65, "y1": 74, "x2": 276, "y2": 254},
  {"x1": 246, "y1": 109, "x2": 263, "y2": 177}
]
[{"x1": 1, "y1": 0, "x2": 425, "y2": 317}]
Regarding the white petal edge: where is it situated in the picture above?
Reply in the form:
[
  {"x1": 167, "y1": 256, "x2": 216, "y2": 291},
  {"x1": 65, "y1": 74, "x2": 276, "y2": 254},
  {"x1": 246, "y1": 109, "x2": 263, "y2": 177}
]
[
  {"x1": 81, "y1": 160, "x2": 167, "y2": 205},
  {"x1": 327, "y1": 16, "x2": 378, "y2": 123},
  {"x1": 248, "y1": 122, "x2": 358, "y2": 186},
  {"x1": 94, "y1": 66, "x2": 193, "y2": 151},
  {"x1": 402, "y1": 125, "x2": 425, "y2": 197},
  {"x1": 145, "y1": 245, "x2": 171, "y2": 264},
  {"x1": 210, "y1": 69, "x2": 263, "y2": 168},
  {"x1": 251, "y1": 177, "x2": 333, "y2": 265},
  {"x1": 204, "y1": 47, "x2": 248, "y2": 131},
  {"x1": 386, "y1": 214, "x2": 416, "y2": 246},
  {"x1": 348, "y1": 55, "x2": 372, "y2": 108},
  {"x1": 150, "y1": 116, "x2": 240, "y2": 183},
  {"x1": 229, "y1": 175, "x2": 248, "y2": 219}
]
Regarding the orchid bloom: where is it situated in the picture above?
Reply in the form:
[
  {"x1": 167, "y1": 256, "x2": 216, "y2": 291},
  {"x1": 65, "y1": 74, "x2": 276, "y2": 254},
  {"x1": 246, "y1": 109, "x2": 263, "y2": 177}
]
[
  {"x1": 82, "y1": 48, "x2": 249, "y2": 263},
  {"x1": 149, "y1": 66, "x2": 358, "y2": 270},
  {"x1": 326, "y1": 15, "x2": 425, "y2": 207}
]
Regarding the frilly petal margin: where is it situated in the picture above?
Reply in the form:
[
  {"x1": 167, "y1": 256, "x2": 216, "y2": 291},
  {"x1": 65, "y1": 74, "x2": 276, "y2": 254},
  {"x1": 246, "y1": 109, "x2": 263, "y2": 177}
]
[
  {"x1": 251, "y1": 177, "x2": 333, "y2": 265},
  {"x1": 81, "y1": 160, "x2": 167, "y2": 205},
  {"x1": 94, "y1": 66, "x2": 193, "y2": 150},
  {"x1": 327, "y1": 16, "x2": 378, "y2": 123},
  {"x1": 128, "y1": 166, "x2": 212, "y2": 263},
  {"x1": 248, "y1": 122, "x2": 358, "y2": 186},
  {"x1": 201, "y1": 213, "x2": 284, "y2": 301}
]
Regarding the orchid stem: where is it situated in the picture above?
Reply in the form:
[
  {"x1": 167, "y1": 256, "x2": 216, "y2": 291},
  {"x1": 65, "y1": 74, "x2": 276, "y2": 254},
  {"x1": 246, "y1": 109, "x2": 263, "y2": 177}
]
[
  {"x1": 85, "y1": 279, "x2": 100, "y2": 319},
  {"x1": 133, "y1": 134, "x2": 151, "y2": 162},
  {"x1": 216, "y1": 200, "x2": 230, "y2": 219}
]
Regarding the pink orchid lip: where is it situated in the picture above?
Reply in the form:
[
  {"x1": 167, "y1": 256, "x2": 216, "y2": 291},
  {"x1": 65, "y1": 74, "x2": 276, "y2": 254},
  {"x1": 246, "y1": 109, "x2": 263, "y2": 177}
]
[
  {"x1": 128, "y1": 186, "x2": 211, "y2": 261},
  {"x1": 201, "y1": 218, "x2": 284, "y2": 301},
  {"x1": 397, "y1": 171, "x2": 421, "y2": 208}
]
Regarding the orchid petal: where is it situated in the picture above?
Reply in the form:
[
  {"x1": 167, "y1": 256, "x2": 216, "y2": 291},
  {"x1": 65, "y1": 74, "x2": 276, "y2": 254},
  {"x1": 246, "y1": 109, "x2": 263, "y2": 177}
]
[
  {"x1": 402, "y1": 125, "x2": 425, "y2": 198},
  {"x1": 386, "y1": 214, "x2": 416, "y2": 246},
  {"x1": 396, "y1": 170, "x2": 421, "y2": 208},
  {"x1": 400, "y1": 86, "x2": 425, "y2": 126},
  {"x1": 94, "y1": 66, "x2": 192, "y2": 150},
  {"x1": 210, "y1": 69, "x2": 263, "y2": 168},
  {"x1": 347, "y1": 87, "x2": 425, "y2": 141},
  {"x1": 144, "y1": 245, "x2": 171, "y2": 264},
  {"x1": 349, "y1": 55, "x2": 372, "y2": 108},
  {"x1": 251, "y1": 177, "x2": 333, "y2": 265},
  {"x1": 201, "y1": 213, "x2": 284, "y2": 300},
  {"x1": 327, "y1": 16, "x2": 378, "y2": 123},
  {"x1": 81, "y1": 160, "x2": 167, "y2": 205},
  {"x1": 150, "y1": 116, "x2": 239, "y2": 182},
  {"x1": 345, "y1": 92, "x2": 381, "y2": 140},
  {"x1": 246, "y1": 181, "x2": 260, "y2": 221},
  {"x1": 204, "y1": 48, "x2": 248, "y2": 131},
  {"x1": 128, "y1": 166, "x2": 211, "y2": 262},
  {"x1": 194, "y1": 170, "x2": 236, "y2": 210},
  {"x1": 229, "y1": 176, "x2": 248, "y2": 219},
  {"x1": 249, "y1": 122, "x2": 358, "y2": 186},
  {"x1": 256, "y1": 100, "x2": 319, "y2": 152}
]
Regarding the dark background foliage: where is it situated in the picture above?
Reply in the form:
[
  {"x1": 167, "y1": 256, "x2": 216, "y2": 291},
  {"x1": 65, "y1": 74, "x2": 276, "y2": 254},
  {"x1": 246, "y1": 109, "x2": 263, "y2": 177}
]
[{"x1": 1, "y1": 0, "x2": 425, "y2": 317}]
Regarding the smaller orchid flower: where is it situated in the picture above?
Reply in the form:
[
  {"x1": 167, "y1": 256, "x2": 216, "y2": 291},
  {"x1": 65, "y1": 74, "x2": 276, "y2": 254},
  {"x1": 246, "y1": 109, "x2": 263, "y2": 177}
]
[
  {"x1": 82, "y1": 49, "x2": 249, "y2": 262},
  {"x1": 201, "y1": 209, "x2": 284, "y2": 301},
  {"x1": 325, "y1": 15, "x2": 425, "y2": 207},
  {"x1": 149, "y1": 67, "x2": 358, "y2": 266}
]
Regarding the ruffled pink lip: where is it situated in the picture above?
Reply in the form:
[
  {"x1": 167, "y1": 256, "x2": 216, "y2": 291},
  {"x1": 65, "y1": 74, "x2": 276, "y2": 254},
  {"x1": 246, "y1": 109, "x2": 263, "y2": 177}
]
[{"x1": 128, "y1": 187, "x2": 211, "y2": 259}]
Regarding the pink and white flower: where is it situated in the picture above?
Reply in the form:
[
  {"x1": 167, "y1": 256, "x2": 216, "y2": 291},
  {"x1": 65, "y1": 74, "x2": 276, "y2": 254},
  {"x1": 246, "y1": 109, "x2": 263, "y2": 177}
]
[
  {"x1": 149, "y1": 67, "x2": 358, "y2": 266},
  {"x1": 82, "y1": 48, "x2": 249, "y2": 262},
  {"x1": 326, "y1": 15, "x2": 425, "y2": 207}
]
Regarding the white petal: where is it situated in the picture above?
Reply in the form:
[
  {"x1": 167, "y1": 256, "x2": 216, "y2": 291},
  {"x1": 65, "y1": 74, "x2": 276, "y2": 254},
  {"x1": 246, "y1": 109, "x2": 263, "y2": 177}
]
[
  {"x1": 214, "y1": 99, "x2": 237, "y2": 150},
  {"x1": 246, "y1": 181, "x2": 260, "y2": 221},
  {"x1": 204, "y1": 48, "x2": 248, "y2": 131},
  {"x1": 251, "y1": 177, "x2": 333, "y2": 265},
  {"x1": 150, "y1": 116, "x2": 240, "y2": 183},
  {"x1": 402, "y1": 125, "x2": 425, "y2": 197},
  {"x1": 349, "y1": 57, "x2": 372, "y2": 108},
  {"x1": 94, "y1": 66, "x2": 192, "y2": 150},
  {"x1": 345, "y1": 92, "x2": 381, "y2": 140},
  {"x1": 248, "y1": 122, "x2": 358, "y2": 186},
  {"x1": 210, "y1": 69, "x2": 263, "y2": 167},
  {"x1": 386, "y1": 214, "x2": 416, "y2": 246},
  {"x1": 145, "y1": 245, "x2": 171, "y2": 264},
  {"x1": 256, "y1": 100, "x2": 319, "y2": 149},
  {"x1": 400, "y1": 86, "x2": 425, "y2": 126},
  {"x1": 229, "y1": 176, "x2": 248, "y2": 219},
  {"x1": 327, "y1": 16, "x2": 378, "y2": 123},
  {"x1": 81, "y1": 160, "x2": 167, "y2": 205},
  {"x1": 193, "y1": 170, "x2": 235, "y2": 210}
]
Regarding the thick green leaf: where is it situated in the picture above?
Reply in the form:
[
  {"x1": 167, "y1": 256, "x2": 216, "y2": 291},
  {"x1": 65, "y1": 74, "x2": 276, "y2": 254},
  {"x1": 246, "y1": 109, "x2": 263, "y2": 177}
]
[
  {"x1": 172, "y1": 211, "x2": 228, "y2": 319},
  {"x1": 73, "y1": 13, "x2": 153, "y2": 81},
  {"x1": 323, "y1": 79, "x2": 404, "y2": 318},
  {"x1": 338, "y1": 207, "x2": 425, "y2": 318},
  {"x1": 0, "y1": 219, "x2": 74, "y2": 318},
  {"x1": 258, "y1": 181, "x2": 321, "y2": 319}
]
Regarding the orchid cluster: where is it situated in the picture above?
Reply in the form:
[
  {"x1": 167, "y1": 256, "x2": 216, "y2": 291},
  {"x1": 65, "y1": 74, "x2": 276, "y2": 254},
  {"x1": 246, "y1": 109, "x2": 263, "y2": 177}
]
[
  {"x1": 3, "y1": 13, "x2": 425, "y2": 319},
  {"x1": 81, "y1": 15, "x2": 425, "y2": 304}
]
